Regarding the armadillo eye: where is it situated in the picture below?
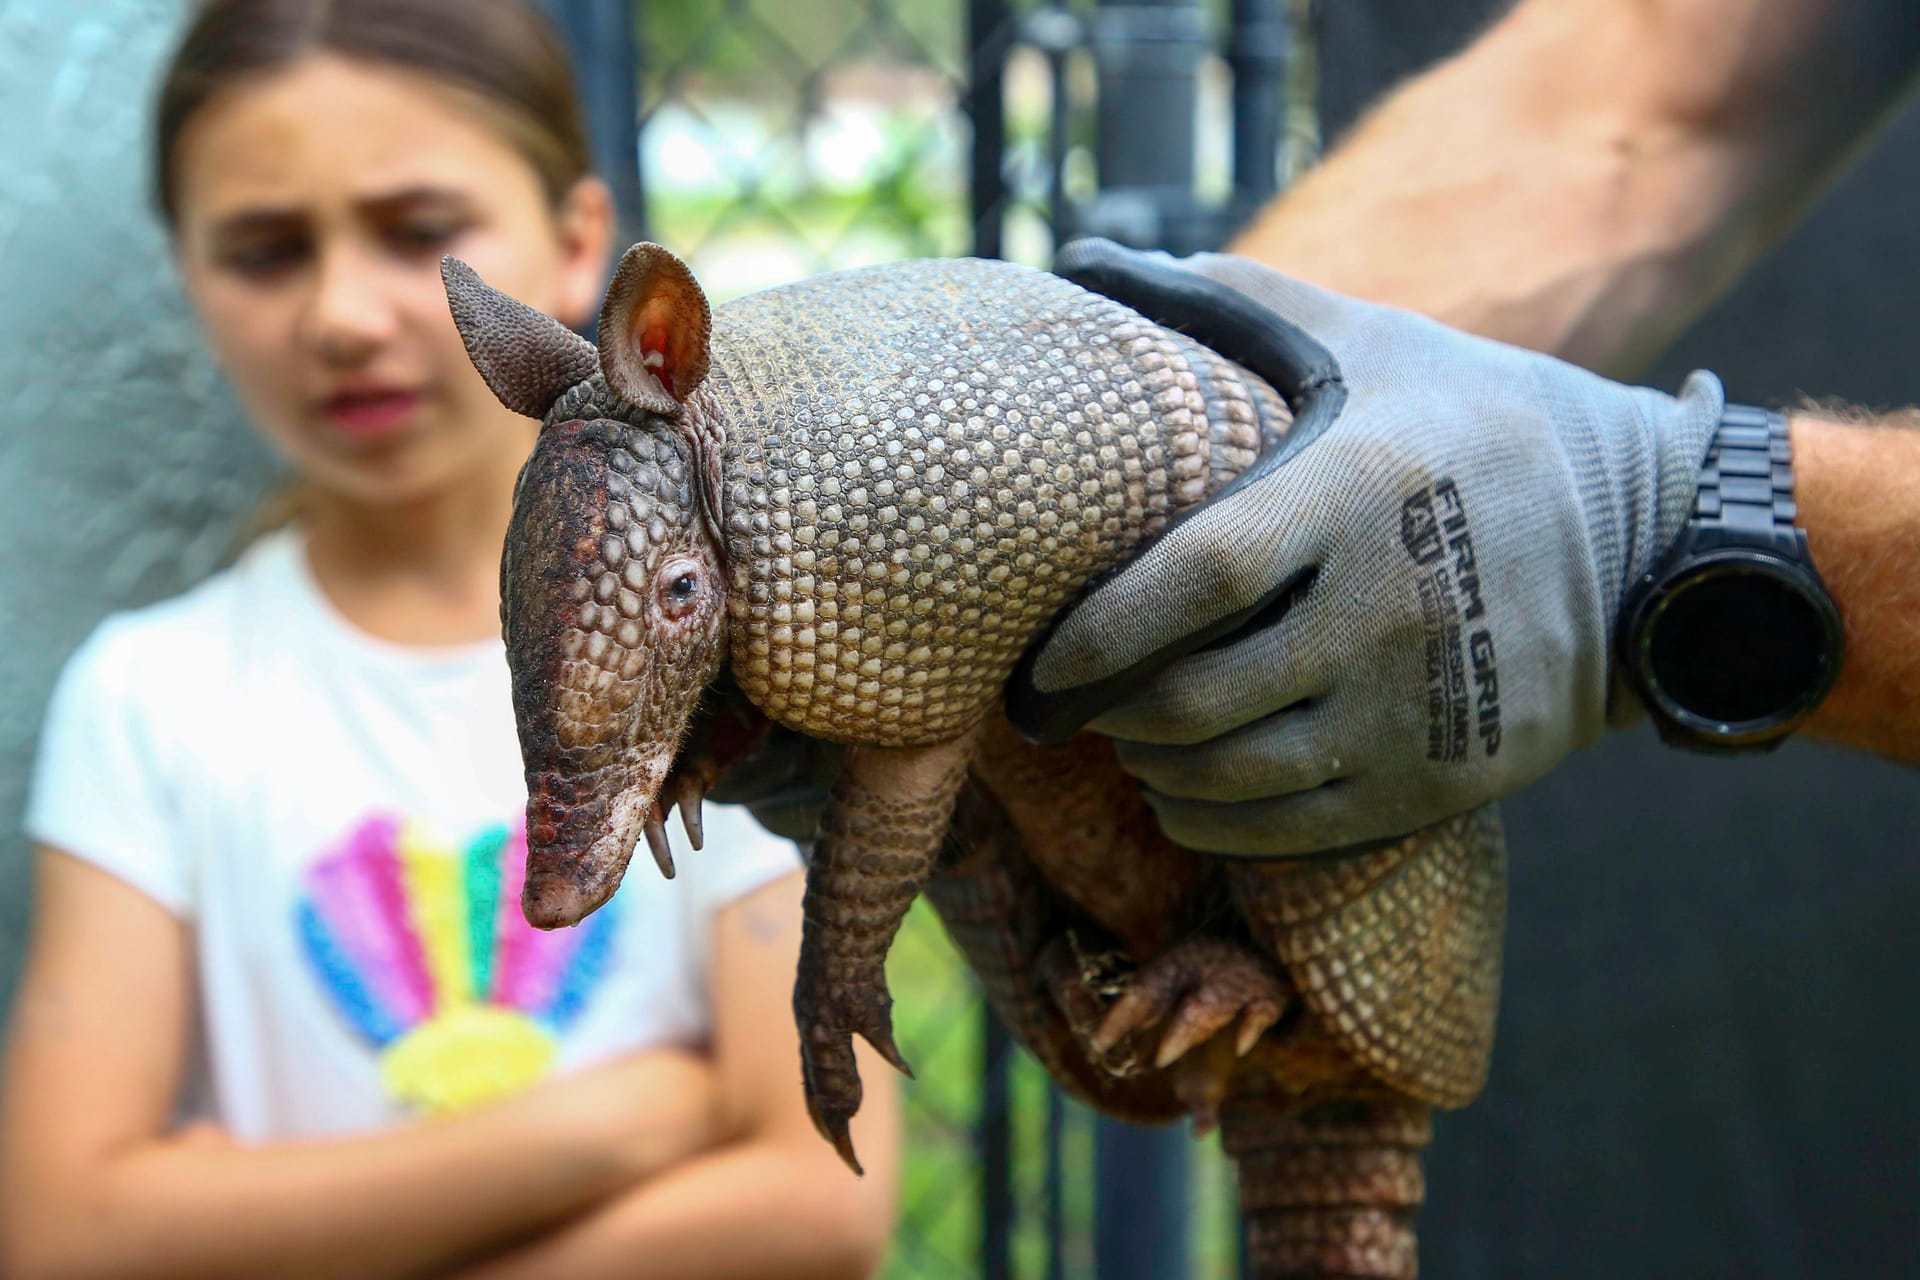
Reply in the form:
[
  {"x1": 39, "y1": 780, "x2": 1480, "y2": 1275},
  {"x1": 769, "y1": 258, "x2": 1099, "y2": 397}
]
[{"x1": 657, "y1": 562, "x2": 702, "y2": 620}]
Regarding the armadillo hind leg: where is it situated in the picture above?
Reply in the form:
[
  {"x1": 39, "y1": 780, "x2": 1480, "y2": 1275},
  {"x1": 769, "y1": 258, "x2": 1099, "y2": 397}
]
[
  {"x1": 794, "y1": 731, "x2": 975, "y2": 1174},
  {"x1": 1224, "y1": 1095, "x2": 1431, "y2": 1280},
  {"x1": 1228, "y1": 807, "x2": 1507, "y2": 1110}
]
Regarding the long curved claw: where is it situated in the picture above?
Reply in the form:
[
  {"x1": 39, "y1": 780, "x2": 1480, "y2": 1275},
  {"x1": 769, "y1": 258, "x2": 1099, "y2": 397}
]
[
  {"x1": 801, "y1": 1030, "x2": 866, "y2": 1176},
  {"x1": 674, "y1": 774, "x2": 705, "y2": 850},
  {"x1": 1154, "y1": 995, "x2": 1247, "y2": 1070},
  {"x1": 1154, "y1": 982, "x2": 1287, "y2": 1068},
  {"x1": 796, "y1": 997, "x2": 915, "y2": 1175},
  {"x1": 794, "y1": 966, "x2": 917, "y2": 1177},
  {"x1": 862, "y1": 1014, "x2": 915, "y2": 1080},
  {"x1": 644, "y1": 808, "x2": 675, "y2": 879},
  {"x1": 1092, "y1": 982, "x2": 1177, "y2": 1056},
  {"x1": 1090, "y1": 936, "x2": 1293, "y2": 1074},
  {"x1": 1235, "y1": 1002, "x2": 1282, "y2": 1057}
]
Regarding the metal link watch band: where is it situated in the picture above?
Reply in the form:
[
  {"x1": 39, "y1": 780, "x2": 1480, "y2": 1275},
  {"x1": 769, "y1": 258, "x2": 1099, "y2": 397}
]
[
  {"x1": 1692, "y1": 404, "x2": 1805, "y2": 557},
  {"x1": 1619, "y1": 397, "x2": 1842, "y2": 751}
]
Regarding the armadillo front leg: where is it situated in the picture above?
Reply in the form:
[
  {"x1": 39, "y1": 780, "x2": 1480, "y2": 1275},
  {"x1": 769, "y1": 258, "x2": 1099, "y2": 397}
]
[{"x1": 795, "y1": 732, "x2": 975, "y2": 1174}]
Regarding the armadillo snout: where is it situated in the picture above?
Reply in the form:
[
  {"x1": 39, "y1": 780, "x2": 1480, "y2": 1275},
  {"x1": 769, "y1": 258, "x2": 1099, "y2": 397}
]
[{"x1": 522, "y1": 755, "x2": 668, "y2": 928}]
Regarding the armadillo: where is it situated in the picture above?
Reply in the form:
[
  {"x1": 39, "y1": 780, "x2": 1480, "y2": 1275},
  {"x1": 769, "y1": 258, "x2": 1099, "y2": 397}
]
[{"x1": 442, "y1": 243, "x2": 1506, "y2": 1280}]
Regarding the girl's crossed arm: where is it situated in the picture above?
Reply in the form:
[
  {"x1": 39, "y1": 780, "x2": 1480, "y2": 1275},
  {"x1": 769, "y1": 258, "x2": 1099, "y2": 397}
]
[{"x1": 0, "y1": 850, "x2": 720, "y2": 1280}]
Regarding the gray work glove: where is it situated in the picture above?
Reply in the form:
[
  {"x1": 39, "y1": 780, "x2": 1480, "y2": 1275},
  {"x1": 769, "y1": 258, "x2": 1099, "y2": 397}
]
[{"x1": 1012, "y1": 240, "x2": 1722, "y2": 856}]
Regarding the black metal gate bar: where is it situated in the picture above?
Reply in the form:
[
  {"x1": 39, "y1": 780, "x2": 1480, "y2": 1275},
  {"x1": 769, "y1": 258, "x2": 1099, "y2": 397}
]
[
  {"x1": 1045, "y1": 1085, "x2": 1066, "y2": 1280},
  {"x1": 1081, "y1": 0, "x2": 1210, "y2": 253},
  {"x1": 966, "y1": 0, "x2": 1013, "y2": 260},
  {"x1": 1095, "y1": 1120, "x2": 1192, "y2": 1278},
  {"x1": 1227, "y1": 0, "x2": 1288, "y2": 222},
  {"x1": 541, "y1": 0, "x2": 647, "y2": 251},
  {"x1": 965, "y1": 0, "x2": 1022, "y2": 1272},
  {"x1": 981, "y1": 1013, "x2": 1015, "y2": 1280}
]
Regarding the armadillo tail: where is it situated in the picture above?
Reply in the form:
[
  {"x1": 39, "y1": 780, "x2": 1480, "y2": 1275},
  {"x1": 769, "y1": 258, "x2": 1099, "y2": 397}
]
[{"x1": 1223, "y1": 1096, "x2": 1431, "y2": 1280}]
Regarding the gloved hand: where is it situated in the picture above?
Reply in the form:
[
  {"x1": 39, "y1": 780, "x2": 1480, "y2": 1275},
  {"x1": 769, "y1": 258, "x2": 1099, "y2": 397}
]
[{"x1": 1010, "y1": 239, "x2": 1723, "y2": 857}]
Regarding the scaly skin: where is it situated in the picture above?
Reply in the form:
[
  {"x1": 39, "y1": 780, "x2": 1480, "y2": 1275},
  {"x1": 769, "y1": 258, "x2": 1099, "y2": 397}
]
[
  {"x1": 697, "y1": 255, "x2": 1272, "y2": 744},
  {"x1": 445, "y1": 245, "x2": 1508, "y2": 1279},
  {"x1": 1225, "y1": 1096, "x2": 1433, "y2": 1279}
]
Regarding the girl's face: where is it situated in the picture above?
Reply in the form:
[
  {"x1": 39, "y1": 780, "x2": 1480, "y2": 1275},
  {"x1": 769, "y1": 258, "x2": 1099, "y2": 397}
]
[{"x1": 171, "y1": 54, "x2": 611, "y2": 507}]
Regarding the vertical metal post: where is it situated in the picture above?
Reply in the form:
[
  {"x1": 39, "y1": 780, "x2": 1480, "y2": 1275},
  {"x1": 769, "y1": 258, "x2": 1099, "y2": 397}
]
[
  {"x1": 981, "y1": 1012, "x2": 1015, "y2": 1280},
  {"x1": 542, "y1": 0, "x2": 647, "y2": 247},
  {"x1": 1045, "y1": 1085, "x2": 1066, "y2": 1280},
  {"x1": 966, "y1": 0, "x2": 1012, "y2": 258},
  {"x1": 1095, "y1": 1119, "x2": 1191, "y2": 1280},
  {"x1": 1080, "y1": 0, "x2": 1210, "y2": 252},
  {"x1": 1227, "y1": 0, "x2": 1288, "y2": 217}
]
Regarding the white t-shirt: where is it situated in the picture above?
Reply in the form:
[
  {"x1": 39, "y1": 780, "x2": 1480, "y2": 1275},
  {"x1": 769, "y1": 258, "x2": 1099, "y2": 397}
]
[{"x1": 24, "y1": 527, "x2": 800, "y2": 1142}]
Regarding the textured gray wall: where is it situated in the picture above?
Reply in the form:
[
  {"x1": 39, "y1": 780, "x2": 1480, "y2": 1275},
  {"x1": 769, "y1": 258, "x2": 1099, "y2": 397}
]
[{"x1": 0, "y1": 1, "x2": 277, "y2": 1008}]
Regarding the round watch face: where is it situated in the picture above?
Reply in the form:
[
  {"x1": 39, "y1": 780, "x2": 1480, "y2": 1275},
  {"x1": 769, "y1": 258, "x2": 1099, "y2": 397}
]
[{"x1": 1635, "y1": 551, "x2": 1843, "y2": 741}]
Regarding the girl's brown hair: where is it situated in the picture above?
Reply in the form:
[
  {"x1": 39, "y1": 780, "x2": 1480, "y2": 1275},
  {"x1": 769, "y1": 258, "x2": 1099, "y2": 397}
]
[{"x1": 154, "y1": 0, "x2": 595, "y2": 227}]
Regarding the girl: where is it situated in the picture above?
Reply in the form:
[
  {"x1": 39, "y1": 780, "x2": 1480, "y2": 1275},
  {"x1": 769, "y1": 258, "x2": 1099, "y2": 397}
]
[{"x1": 0, "y1": 2, "x2": 898, "y2": 1277}]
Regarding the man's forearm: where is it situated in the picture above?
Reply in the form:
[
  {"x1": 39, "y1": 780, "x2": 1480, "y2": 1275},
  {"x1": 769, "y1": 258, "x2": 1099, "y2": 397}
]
[
  {"x1": 1231, "y1": 0, "x2": 1920, "y2": 374},
  {"x1": 1791, "y1": 408, "x2": 1920, "y2": 763}
]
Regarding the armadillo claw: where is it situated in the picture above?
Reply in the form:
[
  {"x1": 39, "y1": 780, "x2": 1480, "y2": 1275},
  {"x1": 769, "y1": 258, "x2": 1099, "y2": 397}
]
[
  {"x1": 799, "y1": 1024, "x2": 866, "y2": 1176},
  {"x1": 806, "y1": 1087, "x2": 864, "y2": 1177},
  {"x1": 1094, "y1": 937, "x2": 1292, "y2": 1071},
  {"x1": 795, "y1": 976, "x2": 917, "y2": 1175},
  {"x1": 674, "y1": 773, "x2": 705, "y2": 850},
  {"x1": 1092, "y1": 982, "x2": 1177, "y2": 1058},
  {"x1": 644, "y1": 807, "x2": 675, "y2": 879},
  {"x1": 1234, "y1": 1003, "x2": 1282, "y2": 1058},
  {"x1": 1154, "y1": 985, "x2": 1284, "y2": 1070},
  {"x1": 862, "y1": 1014, "x2": 915, "y2": 1081}
]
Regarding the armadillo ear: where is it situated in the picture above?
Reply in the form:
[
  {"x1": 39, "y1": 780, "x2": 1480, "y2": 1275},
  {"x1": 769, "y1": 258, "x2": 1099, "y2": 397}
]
[
  {"x1": 598, "y1": 243, "x2": 712, "y2": 418},
  {"x1": 443, "y1": 257, "x2": 600, "y2": 419}
]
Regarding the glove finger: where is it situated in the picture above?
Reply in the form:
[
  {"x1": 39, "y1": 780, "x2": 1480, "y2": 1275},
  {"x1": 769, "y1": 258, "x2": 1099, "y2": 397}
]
[
  {"x1": 1030, "y1": 464, "x2": 1330, "y2": 696},
  {"x1": 1083, "y1": 587, "x2": 1336, "y2": 744},
  {"x1": 1141, "y1": 778, "x2": 1433, "y2": 859},
  {"x1": 1113, "y1": 707, "x2": 1337, "y2": 803},
  {"x1": 1054, "y1": 238, "x2": 1376, "y2": 358},
  {"x1": 1180, "y1": 251, "x2": 1383, "y2": 343},
  {"x1": 1053, "y1": 238, "x2": 1348, "y2": 397}
]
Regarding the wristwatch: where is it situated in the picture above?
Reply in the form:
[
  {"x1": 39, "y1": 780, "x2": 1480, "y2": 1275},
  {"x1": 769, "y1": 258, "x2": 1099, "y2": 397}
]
[{"x1": 1617, "y1": 403, "x2": 1844, "y2": 752}]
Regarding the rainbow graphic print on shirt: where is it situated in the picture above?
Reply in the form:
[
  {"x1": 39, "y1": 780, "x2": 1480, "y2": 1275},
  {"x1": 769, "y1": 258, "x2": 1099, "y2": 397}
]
[{"x1": 296, "y1": 813, "x2": 620, "y2": 1114}]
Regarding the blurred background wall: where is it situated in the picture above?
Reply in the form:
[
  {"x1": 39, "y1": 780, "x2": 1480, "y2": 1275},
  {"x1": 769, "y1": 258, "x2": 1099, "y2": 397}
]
[{"x1": 0, "y1": 0, "x2": 277, "y2": 998}]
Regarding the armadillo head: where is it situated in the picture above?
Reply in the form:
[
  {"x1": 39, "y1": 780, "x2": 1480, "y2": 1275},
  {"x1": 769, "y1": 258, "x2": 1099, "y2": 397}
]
[{"x1": 445, "y1": 245, "x2": 725, "y2": 929}]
